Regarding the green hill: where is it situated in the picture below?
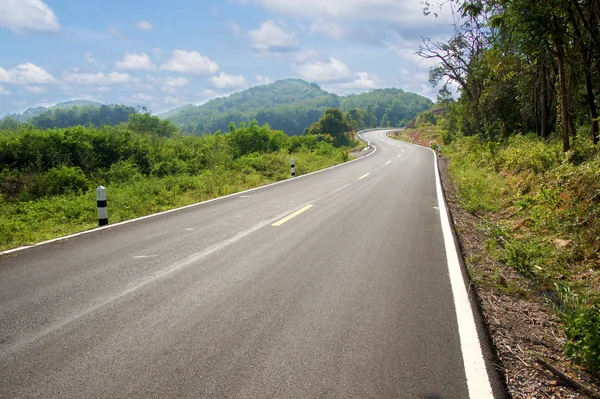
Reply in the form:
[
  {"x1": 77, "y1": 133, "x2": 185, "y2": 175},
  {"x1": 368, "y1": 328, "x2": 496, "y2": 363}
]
[
  {"x1": 2, "y1": 100, "x2": 103, "y2": 123},
  {"x1": 160, "y1": 79, "x2": 433, "y2": 135}
]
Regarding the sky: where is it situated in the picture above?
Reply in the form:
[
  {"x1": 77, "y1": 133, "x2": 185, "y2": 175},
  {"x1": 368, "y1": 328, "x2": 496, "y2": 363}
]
[{"x1": 0, "y1": 0, "x2": 456, "y2": 115}]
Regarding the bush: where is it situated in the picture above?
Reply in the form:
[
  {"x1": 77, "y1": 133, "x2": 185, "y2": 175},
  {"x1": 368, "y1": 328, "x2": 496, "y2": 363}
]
[
  {"x1": 498, "y1": 135, "x2": 561, "y2": 174},
  {"x1": 501, "y1": 237, "x2": 550, "y2": 278},
  {"x1": 45, "y1": 166, "x2": 89, "y2": 196},
  {"x1": 556, "y1": 285, "x2": 600, "y2": 372},
  {"x1": 107, "y1": 160, "x2": 142, "y2": 184}
]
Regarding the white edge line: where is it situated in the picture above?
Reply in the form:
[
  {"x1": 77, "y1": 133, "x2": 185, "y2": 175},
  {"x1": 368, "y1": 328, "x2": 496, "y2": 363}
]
[
  {"x1": 431, "y1": 147, "x2": 494, "y2": 398},
  {"x1": 0, "y1": 131, "x2": 380, "y2": 256}
]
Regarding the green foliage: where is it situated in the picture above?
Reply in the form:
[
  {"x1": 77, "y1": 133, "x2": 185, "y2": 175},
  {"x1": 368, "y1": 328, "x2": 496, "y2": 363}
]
[
  {"x1": 128, "y1": 113, "x2": 178, "y2": 137},
  {"x1": 501, "y1": 237, "x2": 550, "y2": 278},
  {"x1": 1, "y1": 100, "x2": 104, "y2": 123},
  {"x1": 308, "y1": 108, "x2": 355, "y2": 147},
  {"x1": 443, "y1": 136, "x2": 506, "y2": 213},
  {"x1": 106, "y1": 160, "x2": 142, "y2": 184},
  {"x1": 29, "y1": 104, "x2": 140, "y2": 129},
  {"x1": 45, "y1": 166, "x2": 89, "y2": 196},
  {"x1": 497, "y1": 135, "x2": 561, "y2": 174},
  {"x1": 555, "y1": 284, "x2": 600, "y2": 372},
  {"x1": 443, "y1": 128, "x2": 600, "y2": 372},
  {"x1": 160, "y1": 79, "x2": 433, "y2": 134},
  {"x1": 0, "y1": 119, "x2": 356, "y2": 251}
]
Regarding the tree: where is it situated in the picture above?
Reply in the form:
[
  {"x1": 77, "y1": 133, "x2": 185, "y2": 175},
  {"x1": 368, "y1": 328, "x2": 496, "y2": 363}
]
[
  {"x1": 308, "y1": 108, "x2": 353, "y2": 146},
  {"x1": 128, "y1": 113, "x2": 179, "y2": 138}
]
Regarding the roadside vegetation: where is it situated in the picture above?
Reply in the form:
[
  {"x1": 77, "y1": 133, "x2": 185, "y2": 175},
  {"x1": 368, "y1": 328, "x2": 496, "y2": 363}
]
[
  {"x1": 0, "y1": 111, "x2": 360, "y2": 252},
  {"x1": 407, "y1": 1, "x2": 600, "y2": 391},
  {"x1": 394, "y1": 113, "x2": 600, "y2": 393}
]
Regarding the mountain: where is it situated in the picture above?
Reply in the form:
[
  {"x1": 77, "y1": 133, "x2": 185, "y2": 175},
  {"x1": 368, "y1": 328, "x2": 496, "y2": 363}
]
[
  {"x1": 160, "y1": 79, "x2": 433, "y2": 135},
  {"x1": 2, "y1": 100, "x2": 104, "y2": 123}
]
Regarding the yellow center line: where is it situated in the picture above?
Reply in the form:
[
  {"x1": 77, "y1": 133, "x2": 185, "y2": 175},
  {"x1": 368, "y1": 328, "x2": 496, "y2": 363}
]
[
  {"x1": 272, "y1": 205, "x2": 314, "y2": 226},
  {"x1": 359, "y1": 173, "x2": 370, "y2": 180}
]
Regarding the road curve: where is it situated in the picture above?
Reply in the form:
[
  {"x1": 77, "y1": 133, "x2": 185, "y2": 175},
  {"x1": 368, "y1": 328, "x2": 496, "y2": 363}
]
[{"x1": 0, "y1": 130, "x2": 505, "y2": 398}]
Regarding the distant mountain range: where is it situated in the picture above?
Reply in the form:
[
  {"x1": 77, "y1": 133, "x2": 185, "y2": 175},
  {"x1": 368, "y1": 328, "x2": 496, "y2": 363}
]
[
  {"x1": 3, "y1": 100, "x2": 104, "y2": 123},
  {"x1": 1, "y1": 79, "x2": 434, "y2": 135},
  {"x1": 158, "y1": 79, "x2": 434, "y2": 135}
]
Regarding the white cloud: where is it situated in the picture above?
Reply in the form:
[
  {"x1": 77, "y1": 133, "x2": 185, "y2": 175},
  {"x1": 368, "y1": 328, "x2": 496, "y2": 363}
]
[
  {"x1": 25, "y1": 85, "x2": 47, "y2": 93},
  {"x1": 339, "y1": 72, "x2": 378, "y2": 89},
  {"x1": 199, "y1": 89, "x2": 216, "y2": 98},
  {"x1": 151, "y1": 48, "x2": 161, "y2": 58},
  {"x1": 0, "y1": 85, "x2": 10, "y2": 95},
  {"x1": 85, "y1": 52, "x2": 105, "y2": 69},
  {"x1": 324, "y1": 72, "x2": 381, "y2": 94},
  {"x1": 309, "y1": 19, "x2": 345, "y2": 40},
  {"x1": 147, "y1": 75, "x2": 189, "y2": 88},
  {"x1": 136, "y1": 21, "x2": 153, "y2": 31},
  {"x1": 164, "y1": 96, "x2": 182, "y2": 104},
  {"x1": 239, "y1": 0, "x2": 447, "y2": 26},
  {"x1": 63, "y1": 71, "x2": 137, "y2": 85},
  {"x1": 249, "y1": 20, "x2": 299, "y2": 53},
  {"x1": 161, "y1": 87, "x2": 178, "y2": 94},
  {"x1": 161, "y1": 50, "x2": 219, "y2": 75},
  {"x1": 294, "y1": 57, "x2": 351, "y2": 82},
  {"x1": 132, "y1": 93, "x2": 156, "y2": 102},
  {"x1": 0, "y1": 0, "x2": 60, "y2": 34},
  {"x1": 115, "y1": 52, "x2": 156, "y2": 71},
  {"x1": 254, "y1": 75, "x2": 271, "y2": 85},
  {"x1": 162, "y1": 76, "x2": 188, "y2": 87},
  {"x1": 0, "y1": 63, "x2": 57, "y2": 84},
  {"x1": 210, "y1": 72, "x2": 249, "y2": 89}
]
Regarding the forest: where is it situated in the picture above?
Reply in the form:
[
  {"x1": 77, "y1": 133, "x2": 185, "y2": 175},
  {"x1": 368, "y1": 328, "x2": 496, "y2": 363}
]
[
  {"x1": 421, "y1": 0, "x2": 600, "y2": 149},
  {"x1": 0, "y1": 104, "x2": 143, "y2": 131},
  {"x1": 159, "y1": 79, "x2": 433, "y2": 134}
]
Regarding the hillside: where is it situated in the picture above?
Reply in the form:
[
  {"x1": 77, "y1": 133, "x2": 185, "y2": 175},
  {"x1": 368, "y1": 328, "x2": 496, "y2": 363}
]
[
  {"x1": 2, "y1": 100, "x2": 103, "y2": 123},
  {"x1": 160, "y1": 79, "x2": 433, "y2": 135}
]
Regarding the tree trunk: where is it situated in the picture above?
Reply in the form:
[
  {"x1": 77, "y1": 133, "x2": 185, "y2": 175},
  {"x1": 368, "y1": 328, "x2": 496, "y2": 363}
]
[
  {"x1": 554, "y1": 35, "x2": 571, "y2": 152},
  {"x1": 584, "y1": 63, "x2": 599, "y2": 145},
  {"x1": 541, "y1": 61, "x2": 550, "y2": 139},
  {"x1": 567, "y1": 65, "x2": 577, "y2": 138}
]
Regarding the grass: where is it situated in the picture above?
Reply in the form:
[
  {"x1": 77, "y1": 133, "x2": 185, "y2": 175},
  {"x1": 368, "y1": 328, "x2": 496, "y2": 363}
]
[{"x1": 0, "y1": 148, "x2": 345, "y2": 252}]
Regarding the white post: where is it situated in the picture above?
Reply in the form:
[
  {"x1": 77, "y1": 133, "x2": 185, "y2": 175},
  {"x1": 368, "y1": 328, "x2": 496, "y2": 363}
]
[
  {"x1": 291, "y1": 158, "x2": 296, "y2": 177},
  {"x1": 96, "y1": 186, "x2": 108, "y2": 226}
]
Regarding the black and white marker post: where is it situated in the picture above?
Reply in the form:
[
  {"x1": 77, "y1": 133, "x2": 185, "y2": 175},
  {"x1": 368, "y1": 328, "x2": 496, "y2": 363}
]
[
  {"x1": 96, "y1": 185, "x2": 108, "y2": 226},
  {"x1": 291, "y1": 158, "x2": 296, "y2": 177}
]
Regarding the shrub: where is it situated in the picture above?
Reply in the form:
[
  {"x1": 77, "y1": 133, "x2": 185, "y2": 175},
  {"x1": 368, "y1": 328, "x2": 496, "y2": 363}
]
[
  {"x1": 501, "y1": 237, "x2": 550, "y2": 278},
  {"x1": 107, "y1": 160, "x2": 142, "y2": 184},
  {"x1": 45, "y1": 166, "x2": 89, "y2": 196},
  {"x1": 556, "y1": 284, "x2": 600, "y2": 372}
]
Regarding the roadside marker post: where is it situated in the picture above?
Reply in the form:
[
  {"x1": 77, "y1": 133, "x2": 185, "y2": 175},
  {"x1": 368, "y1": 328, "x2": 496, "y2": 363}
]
[
  {"x1": 291, "y1": 158, "x2": 296, "y2": 177},
  {"x1": 96, "y1": 186, "x2": 108, "y2": 226}
]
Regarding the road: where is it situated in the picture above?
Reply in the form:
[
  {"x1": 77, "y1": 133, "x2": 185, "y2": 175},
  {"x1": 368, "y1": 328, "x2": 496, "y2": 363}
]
[{"x1": 0, "y1": 130, "x2": 503, "y2": 398}]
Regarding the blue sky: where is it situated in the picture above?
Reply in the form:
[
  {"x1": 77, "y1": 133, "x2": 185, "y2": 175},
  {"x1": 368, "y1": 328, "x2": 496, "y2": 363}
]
[{"x1": 0, "y1": 0, "x2": 455, "y2": 115}]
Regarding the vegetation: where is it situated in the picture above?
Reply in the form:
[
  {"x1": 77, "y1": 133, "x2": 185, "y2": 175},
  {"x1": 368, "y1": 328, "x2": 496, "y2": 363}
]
[
  {"x1": 1, "y1": 104, "x2": 143, "y2": 131},
  {"x1": 1, "y1": 100, "x2": 103, "y2": 124},
  {"x1": 160, "y1": 79, "x2": 433, "y2": 134},
  {"x1": 414, "y1": 0, "x2": 600, "y2": 372},
  {"x1": 0, "y1": 111, "x2": 357, "y2": 252}
]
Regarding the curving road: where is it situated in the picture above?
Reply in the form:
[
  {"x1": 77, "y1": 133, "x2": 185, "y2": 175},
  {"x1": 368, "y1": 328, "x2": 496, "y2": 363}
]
[{"x1": 0, "y1": 130, "x2": 505, "y2": 398}]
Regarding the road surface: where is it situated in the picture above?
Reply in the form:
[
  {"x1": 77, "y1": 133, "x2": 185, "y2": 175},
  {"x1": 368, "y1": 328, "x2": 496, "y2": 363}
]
[{"x1": 0, "y1": 130, "x2": 504, "y2": 398}]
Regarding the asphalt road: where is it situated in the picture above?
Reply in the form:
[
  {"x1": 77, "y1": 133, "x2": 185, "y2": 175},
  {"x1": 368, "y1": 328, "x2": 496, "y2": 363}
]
[{"x1": 0, "y1": 130, "x2": 503, "y2": 398}]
